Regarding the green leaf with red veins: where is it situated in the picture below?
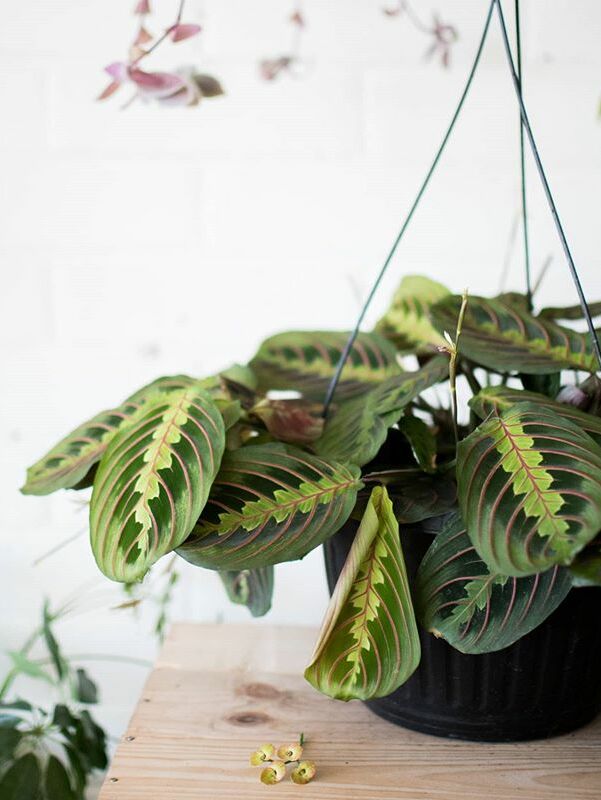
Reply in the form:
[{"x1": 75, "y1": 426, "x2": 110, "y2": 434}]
[
  {"x1": 457, "y1": 401, "x2": 601, "y2": 577},
  {"x1": 177, "y1": 444, "x2": 361, "y2": 571},
  {"x1": 90, "y1": 384, "x2": 225, "y2": 582}
]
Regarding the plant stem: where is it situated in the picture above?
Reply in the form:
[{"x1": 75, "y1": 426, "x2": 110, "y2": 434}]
[
  {"x1": 449, "y1": 291, "x2": 469, "y2": 445},
  {"x1": 494, "y1": 0, "x2": 601, "y2": 371},
  {"x1": 132, "y1": 0, "x2": 186, "y2": 65},
  {"x1": 514, "y1": 0, "x2": 532, "y2": 310},
  {"x1": 321, "y1": 0, "x2": 496, "y2": 418}
]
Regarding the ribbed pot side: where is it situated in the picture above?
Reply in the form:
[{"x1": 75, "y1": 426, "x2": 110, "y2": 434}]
[{"x1": 323, "y1": 518, "x2": 601, "y2": 742}]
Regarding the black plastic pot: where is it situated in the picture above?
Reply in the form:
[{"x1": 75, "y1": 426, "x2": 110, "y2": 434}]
[{"x1": 324, "y1": 518, "x2": 601, "y2": 742}]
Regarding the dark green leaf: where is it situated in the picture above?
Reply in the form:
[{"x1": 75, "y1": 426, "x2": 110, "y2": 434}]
[
  {"x1": 63, "y1": 746, "x2": 86, "y2": 796},
  {"x1": 569, "y1": 540, "x2": 601, "y2": 587},
  {"x1": 314, "y1": 356, "x2": 449, "y2": 467},
  {"x1": 42, "y1": 601, "x2": 66, "y2": 681},
  {"x1": 74, "y1": 669, "x2": 98, "y2": 705},
  {"x1": 0, "y1": 700, "x2": 32, "y2": 711},
  {"x1": 415, "y1": 513, "x2": 572, "y2": 653},
  {"x1": 457, "y1": 401, "x2": 601, "y2": 576},
  {"x1": 0, "y1": 716, "x2": 22, "y2": 760},
  {"x1": 178, "y1": 444, "x2": 362, "y2": 571},
  {"x1": 219, "y1": 567, "x2": 274, "y2": 617},
  {"x1": 469, "y1": 385, "x2": 601, "y2": 447},
  {"x1": 398, "y1": 416, "x2": 437, "y2": 472},
  {"x1": 45, "y1": 755, "x2": 76, "y2": 800},
  {"x1": 356, "y1": 472, "x2": 456, "y2": 525},
  {"x1": 520, "y1": 372, "x2": 561, "y2": 399},
  {"x1": 249, "y1": 330, "x2": 402, "y2": 402},
  {"x1": 430, "y1": 294, "x2": 598, "y2": 374},
  {"x1": 0, "y1": 753, "x2": 41, "y2": 799}
]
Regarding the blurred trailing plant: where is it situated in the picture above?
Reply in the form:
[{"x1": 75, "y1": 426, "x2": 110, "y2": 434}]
[
  {"x1": 99, "y1": 0, "x2": 456, "y2": 104},
  {"x1": 382, "y1": 0, "x2": 458, "y2": 67},
  {"x1": 99, "y1": 0, "x2": 224, "y2": 108},
  {"x1": 0, "y1": 603, "x2": 108, "y2": 799}
]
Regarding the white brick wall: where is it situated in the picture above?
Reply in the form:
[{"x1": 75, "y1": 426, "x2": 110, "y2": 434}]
[{"x1": 1, "y1": 0, "x2": 600, "y2": 751}]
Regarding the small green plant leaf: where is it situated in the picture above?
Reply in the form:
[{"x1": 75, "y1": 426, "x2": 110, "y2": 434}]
[
  {"x1": 415, "y1": 513, "x2": 572, "y2": 653},
  {"x1": 249, "y1": 330, "x2": 402, "y2": 401},
  {"x1": 469, "y1": 385, "x2": 601, "y2": 447},
  {"x1": 178, "y1": 444, "x2": 362, "y2": 571},
  {"x1": 355, "y1": 472, "x2": 456, "y2": 525},
  {"x1": 90, "y1": 384, "x2": 226, "y2": 582},
  {"x1": 42, "y1": 601, "x2": 67, "y2": 681},
  {"x1": 7, "y1": 652, "x2": 54, "y2": 684},
  {"x1": 538, "y1": 300, "x2": 601, "y2": 321},
  {"x1": 457, "y1": 401, "x2": 601, "y2": 576},
  {"x1": 430, "y1": 294, "x2": 598, "y2": 374},
  {"x1": 398, "y1": 416, "x2": 437, "y2": 472},
  {"x1": 304, "y1": 486, "x2": 420, "y2": 700},
  {"x1": 45, "y1": 755, "x2": 76, "y2": 800},
  {"x1": 314, "y1": 356, "x2": 448, "y2": 467},
  {"x1": 219, "y1": 567, "x2": 274, "y2": 617},
  {"x1": 375, "y1": 274, "x2": 450, "y2": 353},
  {"x1": 74, "y1": 668, "x2": 98, "y2": 704},
  {"x1": 0, "y1": 754, "x2": 41, "y2": 799}
]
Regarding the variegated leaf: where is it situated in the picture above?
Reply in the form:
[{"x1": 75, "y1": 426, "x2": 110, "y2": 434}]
[
  {"x1": 314, "y1": 356, "x2": 448, "y2": 467},
  {"x1": 177, "y1": 444, "x2": 362, "y2": 571},
  {"x1": 430, "y1": 294, "x2": 598, "y2": 374},
  {"x1": 219, "y1": 566, "x2": 274, "y2": 617},
  {"x1": 539, "y1": 300, "x2": 601, "y2": 322},
  {"x1": 249, "y1": 330, "x2": 401, "y2": 402},
  {"x1": 469, "y1": 385, "x2": 601, "y2": 447},
  {"x1": 375, "y1": 274, "x2": 450, "y2": 353},
  {"x1": 457, "y1": 401, "x2": 601, "y2": 576},
  {"x1": 21, "y1": 375, "x2": 195, "y2": 496},
  {"x1": 304, "y1": 486, "x2": 420, "y2": 700},
  {"x1": 90, "y1": 384, "x2": 225, "y2": 582},
  {"x1": 415, "y1": 513, "x2": 571, "y2": 654}
]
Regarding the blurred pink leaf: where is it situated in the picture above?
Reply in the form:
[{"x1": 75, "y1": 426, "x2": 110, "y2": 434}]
[
  {"x1": 290, "y1": 10, "x2": 305, "y2": 27},
  {"x1": 97, "y1": 80, "x2": 122, "y2": 101},
  {"x1": 105, "y1": 61, "x2": 129, "y2": 81},
  {"x1": 259, "y1": 56, "x2": 292, "y2": 81},
  {"x1": 169, "y1": 23, "x2": 202, "y2": 43},
  {"x1": 134, "y1": 25, "x2": 153, "y2": 46},
  {"x1": 129, "y1": 67, "x2": 186, "y2": 97},
  {"x1": 134, "y1": 0, "x2": 151, "y2": 14}
]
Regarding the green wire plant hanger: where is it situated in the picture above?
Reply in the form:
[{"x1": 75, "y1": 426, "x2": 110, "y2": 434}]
[{"x1": 322, "y1": 0, "x2": 601, "y2": 417}]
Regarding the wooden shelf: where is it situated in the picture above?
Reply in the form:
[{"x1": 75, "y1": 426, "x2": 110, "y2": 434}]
[{"x1": 99, "y1": 623, "x2": 601, "y2": 799}]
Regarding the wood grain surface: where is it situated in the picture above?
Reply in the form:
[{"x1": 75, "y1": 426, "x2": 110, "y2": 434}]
[{"x1": 98, "y1": 622, "x2": 601, "y2": 799}]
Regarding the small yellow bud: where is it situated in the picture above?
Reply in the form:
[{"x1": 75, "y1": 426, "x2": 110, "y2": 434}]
[
  {"x1": 277, "y1": 743, "x2": 303, "y2": 761},
  {"x1": 250, "y1": 744, "x2": 275, "y2": 766},
  {"x1": 290, "y1": 760, "x2": 316, "y2": 785},
  {"x1": 260, "y1": 760, "x2": 286, "y2": 784}
]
